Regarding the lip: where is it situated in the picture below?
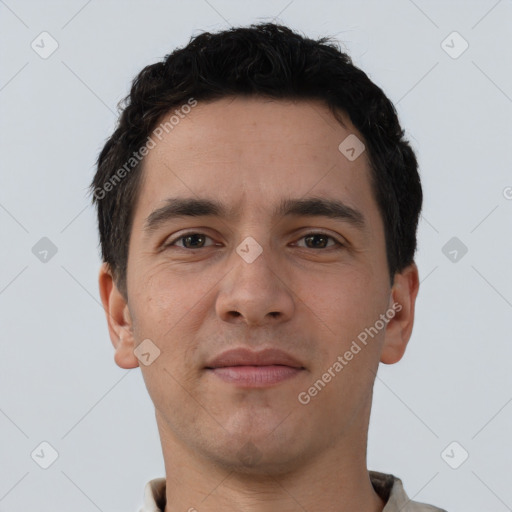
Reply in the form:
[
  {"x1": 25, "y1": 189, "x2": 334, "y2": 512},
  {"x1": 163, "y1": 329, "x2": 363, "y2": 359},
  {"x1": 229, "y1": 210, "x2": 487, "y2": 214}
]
[
  {"x1": 205, "y1": 348, "x2": 304, "y2": 369},
  {"x1": 205, "y1": 348, "x2": 305, "y2": 387}
]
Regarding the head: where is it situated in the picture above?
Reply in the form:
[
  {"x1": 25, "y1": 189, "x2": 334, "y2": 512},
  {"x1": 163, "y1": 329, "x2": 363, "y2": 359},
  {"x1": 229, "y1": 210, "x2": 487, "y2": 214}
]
[{"x1": 92, "y1": 23, "x2": 421, "y2": 474}]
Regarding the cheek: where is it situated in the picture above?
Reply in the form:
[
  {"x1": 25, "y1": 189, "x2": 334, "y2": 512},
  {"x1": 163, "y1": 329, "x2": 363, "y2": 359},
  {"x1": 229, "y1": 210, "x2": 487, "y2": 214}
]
[
  {"x1": 306, "y1": 268, "x2": 386, "y2": 338},
  {"x1": 132, "y1": 262, "x2": 190, "y2": 312},
  {"x1": 128, "y1": 263, "x2": 215, "y2": 354},
  {"x1": 302, "y1": 272, "x2": 386, "y2": 408}
]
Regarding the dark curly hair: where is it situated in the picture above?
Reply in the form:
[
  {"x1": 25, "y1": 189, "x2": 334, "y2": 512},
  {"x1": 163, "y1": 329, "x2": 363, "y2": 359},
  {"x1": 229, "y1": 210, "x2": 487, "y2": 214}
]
[{"x1": 90, "y1": 22, "x2": 422, "y2": 298}]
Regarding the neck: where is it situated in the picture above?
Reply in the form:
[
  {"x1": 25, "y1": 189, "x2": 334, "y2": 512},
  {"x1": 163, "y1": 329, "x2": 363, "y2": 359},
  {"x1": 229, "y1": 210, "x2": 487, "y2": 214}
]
[{"x1": 157, "y1": 400, "x2": 386, "y2": 512}]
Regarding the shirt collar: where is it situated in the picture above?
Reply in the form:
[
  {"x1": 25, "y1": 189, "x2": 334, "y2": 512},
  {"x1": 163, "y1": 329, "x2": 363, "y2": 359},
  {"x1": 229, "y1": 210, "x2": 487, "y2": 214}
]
[{"x1": 139, "y1": 471, "x2": 443, "y2": 512}]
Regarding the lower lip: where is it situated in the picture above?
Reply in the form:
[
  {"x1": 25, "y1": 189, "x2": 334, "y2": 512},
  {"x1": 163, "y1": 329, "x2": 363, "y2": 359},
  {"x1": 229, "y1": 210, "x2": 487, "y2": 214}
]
[{"x1": 208, "y1": 365, "x2": 303, "y2": 386}]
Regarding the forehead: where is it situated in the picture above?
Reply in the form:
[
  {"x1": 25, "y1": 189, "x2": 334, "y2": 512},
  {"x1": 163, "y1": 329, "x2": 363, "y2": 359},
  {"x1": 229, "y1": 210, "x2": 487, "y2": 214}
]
[{"x1": 133, "y1": 96, "x2": 380, "y2": 230}]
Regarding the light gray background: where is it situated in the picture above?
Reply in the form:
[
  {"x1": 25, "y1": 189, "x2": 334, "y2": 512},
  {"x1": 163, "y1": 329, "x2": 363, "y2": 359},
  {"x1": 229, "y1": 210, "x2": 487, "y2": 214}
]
[{"x1": 1, "y1": 1, "x2": 511, "y2": 511}]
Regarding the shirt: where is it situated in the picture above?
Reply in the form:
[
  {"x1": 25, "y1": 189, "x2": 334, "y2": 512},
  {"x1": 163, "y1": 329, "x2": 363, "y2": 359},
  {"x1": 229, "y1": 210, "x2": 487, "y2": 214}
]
[{"x1": 138, "y1": 470, "x2": 447, "y2": 511}]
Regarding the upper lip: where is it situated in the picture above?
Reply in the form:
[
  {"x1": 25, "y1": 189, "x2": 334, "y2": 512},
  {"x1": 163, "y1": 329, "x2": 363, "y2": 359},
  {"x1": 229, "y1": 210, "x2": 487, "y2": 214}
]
[{"x1": 205, "y1": 348, "x2": 304, "y2": 369}]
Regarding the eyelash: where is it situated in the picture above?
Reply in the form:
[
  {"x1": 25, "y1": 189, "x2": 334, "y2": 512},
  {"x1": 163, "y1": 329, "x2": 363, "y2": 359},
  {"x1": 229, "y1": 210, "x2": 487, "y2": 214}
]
[{"x1": 164, "y1": 231, "x2": 344, "y2": 250}]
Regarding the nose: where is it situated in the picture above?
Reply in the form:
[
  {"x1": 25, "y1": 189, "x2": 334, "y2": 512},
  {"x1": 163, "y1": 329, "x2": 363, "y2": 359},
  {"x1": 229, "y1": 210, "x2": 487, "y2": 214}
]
[{"x1": 215, "y1": 240, "x2": 295, "y2": 327}]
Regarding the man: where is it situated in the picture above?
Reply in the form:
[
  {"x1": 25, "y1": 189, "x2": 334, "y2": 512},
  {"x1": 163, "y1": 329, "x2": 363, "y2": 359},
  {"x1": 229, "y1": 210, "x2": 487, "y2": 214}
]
[{"x1": 91, "y1": 23, "x2": 447, "y2": 512}]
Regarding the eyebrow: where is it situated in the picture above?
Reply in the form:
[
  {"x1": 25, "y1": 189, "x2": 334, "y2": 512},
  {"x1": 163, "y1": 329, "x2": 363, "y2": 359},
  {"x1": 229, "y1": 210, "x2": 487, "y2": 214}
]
[{"x1": 143, "y1": 196, "x2": 367, "y2": 235}]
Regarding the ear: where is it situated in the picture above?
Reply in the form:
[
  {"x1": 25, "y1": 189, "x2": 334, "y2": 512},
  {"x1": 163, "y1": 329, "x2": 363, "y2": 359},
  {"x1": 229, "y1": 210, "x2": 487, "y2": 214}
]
[
  {"x1": 380, "y1": 262, "x2": 420, "y2": 365},
  {"x1": 98, "y1": 262, "x2": 139, "y2": 369}
]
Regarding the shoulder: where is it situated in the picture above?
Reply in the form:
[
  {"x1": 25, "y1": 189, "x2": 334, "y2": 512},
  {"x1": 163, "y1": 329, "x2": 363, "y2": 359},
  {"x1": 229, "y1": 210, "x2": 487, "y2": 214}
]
[
  {"x1": 139, "y1": 477, "x2": 166, "y2": 512},
  {"x1": 369, "y1": 470, "x2": 448, "y2": 512}
]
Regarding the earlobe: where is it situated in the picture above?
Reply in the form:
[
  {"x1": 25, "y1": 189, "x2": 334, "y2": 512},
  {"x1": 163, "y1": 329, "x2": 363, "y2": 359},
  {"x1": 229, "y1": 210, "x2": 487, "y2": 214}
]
[
  {"x1": 98, "y1": 262, "x2": 139, "y2": 369},
  {"x1": 380, "y1": 262, "x2": 420, "y2": 365}
]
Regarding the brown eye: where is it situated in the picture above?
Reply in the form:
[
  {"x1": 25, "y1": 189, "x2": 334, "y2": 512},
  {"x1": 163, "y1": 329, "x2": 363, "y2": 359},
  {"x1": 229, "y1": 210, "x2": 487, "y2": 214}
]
[
  {"x1": 299, "y1": 233, "x2": 340, "y2": 249},
  {"x1": 182, "y1": 234, "x2": 206, "y2": 248},
  {"x1": 165, "y1": 232, "x2": 214, "y2": 249}
]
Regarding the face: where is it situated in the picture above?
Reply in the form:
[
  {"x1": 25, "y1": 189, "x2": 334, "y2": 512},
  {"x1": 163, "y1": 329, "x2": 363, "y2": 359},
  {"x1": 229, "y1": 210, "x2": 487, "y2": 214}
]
[{"x1": 101, "y1": 96, "x2": 416, "y2": 474}]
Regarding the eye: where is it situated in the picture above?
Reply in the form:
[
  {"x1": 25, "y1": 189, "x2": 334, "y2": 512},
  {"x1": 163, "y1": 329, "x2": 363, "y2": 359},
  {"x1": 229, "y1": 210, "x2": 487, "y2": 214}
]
[
  {"x1": 295, "y1": 232, "x2": 342, "y2": 249},
  {"x1": 163, "y1": 231, "x2": 343, "y2": 250},
  {"x1": 165, "y1": 232, "x2": 216, "y2": 249}
]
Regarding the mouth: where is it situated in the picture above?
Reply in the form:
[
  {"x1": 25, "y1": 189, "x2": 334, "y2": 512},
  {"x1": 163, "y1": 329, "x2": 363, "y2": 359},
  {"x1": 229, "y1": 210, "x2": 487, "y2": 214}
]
[{"x1": 205, "y1": 348, "x2": 306, "y2": 387}]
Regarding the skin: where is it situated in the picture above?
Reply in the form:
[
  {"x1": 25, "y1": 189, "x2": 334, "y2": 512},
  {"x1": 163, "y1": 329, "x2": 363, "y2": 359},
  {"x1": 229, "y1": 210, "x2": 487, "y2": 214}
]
[{"x1": 99, "y1": 96, "x2": 419, "y2": 512}]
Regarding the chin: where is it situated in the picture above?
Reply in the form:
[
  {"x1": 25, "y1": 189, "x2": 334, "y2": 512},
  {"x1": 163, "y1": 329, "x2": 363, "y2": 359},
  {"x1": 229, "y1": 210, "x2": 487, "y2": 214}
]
[
  {"x1": 210, "y1": 445, "x2": 307, "y2": 478},
  {"x1": 201, "y1": 426, "x2": 312, "y2": 477}
]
